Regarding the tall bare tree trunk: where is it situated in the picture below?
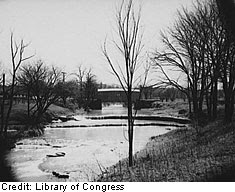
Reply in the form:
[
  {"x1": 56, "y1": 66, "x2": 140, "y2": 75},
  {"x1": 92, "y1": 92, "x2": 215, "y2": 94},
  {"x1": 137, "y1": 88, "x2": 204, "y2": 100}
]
[
  {"x1": 224, "y1": 90, "x2": 234, "y2": 122},
  {"x1": 1, "y1": 74, "x2": 5, "y2": 135},
  {"x1": 102, "y1": 0, "x2": 144, "y2": 167},
  {"x1": 212, "y1": 79, "x2": 218, "y2": 119},
  {"x1": 206, "y1": 85, "x2": 212, "y2": 119},
  {"x1": 27, "y1": 89, "x2": 30, "y2": 118},
  {"x1": 127, "y1": 89, "x2": 133, "y2": 166},
  {"x1": 3, "y1": 33, "x2": 33, "y2": 135},
  {"x1": 4, "y1": 73, "x2": 16, "y2": 136}
]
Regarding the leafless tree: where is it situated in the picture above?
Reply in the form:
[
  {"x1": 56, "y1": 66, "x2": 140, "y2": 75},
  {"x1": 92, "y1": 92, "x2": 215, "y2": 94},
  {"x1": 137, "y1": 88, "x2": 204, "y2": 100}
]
[
  {"x1": 216, "y1": 0, "x2": 235, "y2": 122},
  {"x1": 152, "y1": 1, "x2": 223, "y2": 121},
  {"x1": 102, "y1": 0, "x2": 149, "y2": 166},
  {"x1": 0, "y1": 73, "x2": 6, "y2": 134},
  {"x1": 2, "y1": 33, "x2": 34, "y2": 135},
  {"x1": 72, "y1": 65, "x2": 98, "y2": 110},
  {"x1": 200, "y1": 0, "x2": 235, "y2": 122},
  {"x1": 195, "y1": 0, "x2": 225, "y2": 120},
  {"x1": 151, "y1": 32, "x2": 193, "y2": 114},
  {"x1": 56, "y1": 80, "x2": 78, "y2": 107},
  {"x1": 218, "y1": 35, "x2": 235, "y2": 122},
  {"x1": 83, "y1": 69, "x2": 98, "y2": 111},
  {"x1": 153, "y1": 0, "x2": 235, "y2": 123},
  {"x1": 75, "y1": 65, "x2": 87, "y2": 108},
  {"x1": 18, "y1": 60, "x2": 62, "y2": 125},
  {"x1": 216, "y1": 0, "x2": 235, "y2": 41}
]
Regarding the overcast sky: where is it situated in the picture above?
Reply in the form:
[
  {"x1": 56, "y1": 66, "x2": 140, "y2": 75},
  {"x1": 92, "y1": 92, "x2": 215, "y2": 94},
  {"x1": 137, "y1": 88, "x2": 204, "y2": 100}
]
[{"x1": 0, "y1": 0, "x2": 194, "y2": 84}]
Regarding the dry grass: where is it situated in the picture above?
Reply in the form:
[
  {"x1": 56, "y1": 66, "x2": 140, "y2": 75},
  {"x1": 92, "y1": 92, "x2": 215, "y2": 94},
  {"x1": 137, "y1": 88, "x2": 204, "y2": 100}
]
[
  {"x1": 96, "y1": 120, "x2": 235, "y2": 182},
  {"x1": 2, "y1": 103, "x2": 74, "y2": 127},
  {"x1": 1, "y1": 103, "x2": 75, "y2": 140}
]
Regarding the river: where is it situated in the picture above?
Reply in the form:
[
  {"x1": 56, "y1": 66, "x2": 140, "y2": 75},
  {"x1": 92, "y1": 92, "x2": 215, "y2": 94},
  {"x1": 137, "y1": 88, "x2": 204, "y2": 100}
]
[{"x1": 7, "y1": 104, "x2": 179, "y2": 182}]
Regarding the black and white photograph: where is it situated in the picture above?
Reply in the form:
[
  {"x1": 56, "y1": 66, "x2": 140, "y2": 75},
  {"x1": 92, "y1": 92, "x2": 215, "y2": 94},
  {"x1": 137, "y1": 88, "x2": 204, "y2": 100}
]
[{"x1": 0, "y1": 0, "x2": 235, "y2": 183}]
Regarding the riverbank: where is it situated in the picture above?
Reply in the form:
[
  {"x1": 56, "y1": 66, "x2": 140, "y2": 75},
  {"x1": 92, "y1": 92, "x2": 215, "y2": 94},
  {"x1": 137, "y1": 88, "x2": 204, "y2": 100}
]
[
  {"x1": 7, "y1": 114, "x2": 176, "y2": 182},
  {"x1": 0, "y1": 103, "x2": 78, "y2": 181},
  {"x1": 0, "y1": 103, "x2": 78, "y2": 161},
  {"x1": 4, "y1": 101, "x2": 187, "y2": 144},
  {"x1": 6, "y1": 100, "x2": 235, "y2": 182},
  {"x1": 4, "y1": 101, "x2": 191, "y2": 182},
  {"x1": 96, "y1": 116, "x2": 235, "y2": 181},
  {"x1": 4, "y1": 103, "x2": 77, "y2": 134}
]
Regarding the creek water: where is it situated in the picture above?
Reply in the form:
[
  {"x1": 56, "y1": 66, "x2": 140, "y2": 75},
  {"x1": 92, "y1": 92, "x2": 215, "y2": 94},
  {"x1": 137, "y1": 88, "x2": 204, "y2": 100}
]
[{"x1": 7, "y1": 104, "x2": 177, "y2": 182}]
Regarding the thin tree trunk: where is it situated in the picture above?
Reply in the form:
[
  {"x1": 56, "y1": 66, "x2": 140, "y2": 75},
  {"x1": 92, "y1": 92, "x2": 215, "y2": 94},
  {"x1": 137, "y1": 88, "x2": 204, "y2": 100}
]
[
  {"x1": 205, "y1": 82, "x2": 212, "y2": 119},
  {"x1": 224, "y1": 92, "x2": 234, "y2": 122},
  {"x1": 192, "y1": 90, "x2": 199, "y2": 118},
  {"x1": 212, "y1": 79, "x2": 218, "y2": 119},
  {"x1": 198, "y1": 95, "x2": 203, "y2": 114},
  {"x1": 1, "y1": 74, "x2": 5, "y2": 135},
  {"x1": 4, "y1": 74, "x2": 16, "y2": 136},
  {"x1": 27, "y1": 89, "x2": 30, "y2": 118},
  {"x1": 187, "y1": 96, "x2": 192, "y2": 114},
  {"x1": 127, "y1": 89, "x2": 133, "y2": 167}
]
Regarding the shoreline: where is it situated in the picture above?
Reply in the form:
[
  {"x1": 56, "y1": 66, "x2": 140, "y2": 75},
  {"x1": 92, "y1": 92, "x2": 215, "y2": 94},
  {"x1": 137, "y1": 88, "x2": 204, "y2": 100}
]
[
  {"x1": 10, "y1": 124, "x2": 175, "y2": 182},
  {"x1": 7, "y1": 102, "x2": 235, "y2": 182},
  {"x1": 5, "y1": 103, "x2": 191, "y2": 182},
  {"x1": 49, "y1": 123, "x2": 186, "y2": 129},
  {"x1": 8, "y1": 104, "x2": 186, "y2": 182},
  {"x1": 85, "y1": 115, "x2": 190, "y2": 124},
  {"x1": 95, "y1": 119, "x2": 235, "y2": 181}
]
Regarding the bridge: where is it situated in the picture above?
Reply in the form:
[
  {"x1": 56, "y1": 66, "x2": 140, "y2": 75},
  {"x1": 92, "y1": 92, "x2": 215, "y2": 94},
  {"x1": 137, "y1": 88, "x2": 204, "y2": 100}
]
[{"x1": 97, "y1": 88, "x2": 140, "y2": 103}]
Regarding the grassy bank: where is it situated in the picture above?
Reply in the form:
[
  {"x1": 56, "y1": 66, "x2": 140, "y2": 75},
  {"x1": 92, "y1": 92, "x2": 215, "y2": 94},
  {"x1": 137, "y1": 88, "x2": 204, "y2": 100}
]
[
  {"x1": 1, "y1": 103, "x2": 76, "y2": 142},
  {"x1": 6, "y1": 103, "x2": 74, "y2": 125},
  {"x1": 96, "y1": 116, "x2": 235, "y2": 181}
]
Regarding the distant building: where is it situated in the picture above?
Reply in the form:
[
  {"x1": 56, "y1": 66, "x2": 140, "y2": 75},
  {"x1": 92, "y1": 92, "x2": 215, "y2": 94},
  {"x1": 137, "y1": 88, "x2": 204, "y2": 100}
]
[{"x1": 98, "y1": 88, "x2": 140, "y2": 103}]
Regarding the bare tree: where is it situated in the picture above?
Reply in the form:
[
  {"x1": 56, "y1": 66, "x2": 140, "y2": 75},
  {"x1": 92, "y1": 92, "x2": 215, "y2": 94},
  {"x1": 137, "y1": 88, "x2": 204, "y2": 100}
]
[
  {"x1": 73, "y1": 65, "x2": 98, "y2": 110},
  {"x1": 83, "y1": 69, "x2": 98, "y2": 111},
  {"x1": 153, "y1": 0, "x2": 235, "y2": 123},
  {"x1": 152, "y1": 2, "x2": 220, "y2": 121},
  {"x1": 102, "y1": 0, "x2": 147, "y2": 167},
  {"x1": 0, "y1": 73, "x2": 6, "y2": 134},
  {"x1": 216, "y1": 0, "x2": 235, "y2": 41},
  {"x1": 2, "y1": 33, "x2": 34, "y2": 135},
  {"x1": 219, "y1": 35, "x2": 235, "y2": 122},
  {"x1": 199, "y1": 0, "x2": 235, "y2": 122},
  {"x1": 216, "y1": 0, "x2": 235, "y2": 122},
  {"x1": 56, "y1": 80, "x2": 78, "y2": 107},
  {"x1": 196, "y1": 0, "x2": 225, "y2": 120},
  {"x1": 17, "y1": 64, "x2": 33, "y2": 118},
  {"x1": 75, "y1": 65, "x2": 86, "y2": 108},
  {"x1": 18, "y1": 60, "x2": 62, "y2": 125}
]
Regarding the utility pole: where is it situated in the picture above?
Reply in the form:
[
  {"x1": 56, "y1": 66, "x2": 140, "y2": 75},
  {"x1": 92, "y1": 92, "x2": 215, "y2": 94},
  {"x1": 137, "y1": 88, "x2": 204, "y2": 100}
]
[{"x1": 62, "y1": 72, "x2": 66, "y2": 83}]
